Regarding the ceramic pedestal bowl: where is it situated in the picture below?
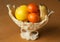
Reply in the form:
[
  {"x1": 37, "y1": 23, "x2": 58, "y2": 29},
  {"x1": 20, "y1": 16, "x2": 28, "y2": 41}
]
[{"x1": 6, "y1": 4, "x2": 54, "y2": 40}]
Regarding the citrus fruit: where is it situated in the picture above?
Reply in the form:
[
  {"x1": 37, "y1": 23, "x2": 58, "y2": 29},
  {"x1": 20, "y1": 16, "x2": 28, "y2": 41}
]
[
  {"x1": 28, "y1": 13, "x2": 40, "y2": 23},
  {"x1": 15, "y1": 5, "x2": 28, "y2": 21}
]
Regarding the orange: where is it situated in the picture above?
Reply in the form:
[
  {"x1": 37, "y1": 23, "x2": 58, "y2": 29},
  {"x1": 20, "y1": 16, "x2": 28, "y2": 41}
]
[
  {"x1": 28, "y1": 13, "x2": 40, "y2": 23},
  {"x1": 27, "y1": 3, "x2": 38, "y2": 13}
]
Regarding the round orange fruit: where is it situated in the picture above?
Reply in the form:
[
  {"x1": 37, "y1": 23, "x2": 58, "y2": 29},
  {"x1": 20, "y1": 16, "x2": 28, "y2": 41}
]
[
  {"x1": 28, "y1": 13, "x2": 40, "y2": 23},
  {"x1": 27, "y1": 3, "x2": 38, "y2": 13}
]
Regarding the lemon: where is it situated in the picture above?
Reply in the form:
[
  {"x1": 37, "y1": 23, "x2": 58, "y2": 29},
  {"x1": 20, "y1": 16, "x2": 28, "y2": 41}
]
[{"x1": 15, "y1": 5, "x2": 28, "y2": 21}]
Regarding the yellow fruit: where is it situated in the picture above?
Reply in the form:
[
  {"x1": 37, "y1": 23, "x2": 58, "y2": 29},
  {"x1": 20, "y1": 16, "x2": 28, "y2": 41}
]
[
  {"x1": 15, "y1": 5, "x2": 28, "y2": 21},
  {"x1": 39, "y1": 5, "x2": 48, "y2": 20}
]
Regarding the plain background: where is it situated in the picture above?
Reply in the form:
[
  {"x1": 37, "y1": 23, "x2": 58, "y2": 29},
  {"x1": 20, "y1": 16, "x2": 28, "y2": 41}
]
[{"x1": 0, "y1": 0, "x2": 60, "y2": 42}]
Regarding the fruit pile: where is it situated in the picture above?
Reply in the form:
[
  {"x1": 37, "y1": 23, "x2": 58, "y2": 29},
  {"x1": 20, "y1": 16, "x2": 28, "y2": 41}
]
[{"x1": 15, "y1": 3, "x2": 41, "y2": 23}]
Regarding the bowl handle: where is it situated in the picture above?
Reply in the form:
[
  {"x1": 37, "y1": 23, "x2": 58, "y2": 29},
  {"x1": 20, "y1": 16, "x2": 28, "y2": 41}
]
[
  {"x1": 6, "y1": 4, "x2": 23, "y2": 28},
  {"x1": 48, "y1": 9, "x2": 54, "y2": 17}
]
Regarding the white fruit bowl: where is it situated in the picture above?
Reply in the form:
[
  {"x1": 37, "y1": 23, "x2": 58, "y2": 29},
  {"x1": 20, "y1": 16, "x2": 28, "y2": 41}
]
[{"x1": 6, "y1": 4, "x2": 54, "y2": 40}]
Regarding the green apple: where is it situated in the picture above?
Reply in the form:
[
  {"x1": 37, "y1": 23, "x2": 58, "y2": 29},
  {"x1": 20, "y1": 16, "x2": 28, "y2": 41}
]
[{"x1": 15, "y1": 5, "x2": 28, "y2": 21}]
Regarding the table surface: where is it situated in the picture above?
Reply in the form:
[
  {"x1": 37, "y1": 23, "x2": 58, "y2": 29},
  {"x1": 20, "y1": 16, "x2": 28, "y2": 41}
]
[{"x1": 0, "y1": 0, "x2": 60, "y2": 42}]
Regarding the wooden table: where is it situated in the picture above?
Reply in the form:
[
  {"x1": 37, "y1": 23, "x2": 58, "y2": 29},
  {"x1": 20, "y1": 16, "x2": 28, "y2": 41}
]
[{"x1": 0, "y1": 0, "x2": 60, "y2": 42}]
